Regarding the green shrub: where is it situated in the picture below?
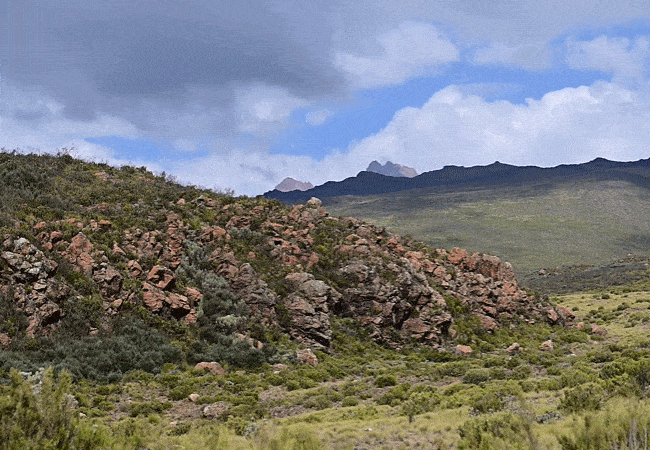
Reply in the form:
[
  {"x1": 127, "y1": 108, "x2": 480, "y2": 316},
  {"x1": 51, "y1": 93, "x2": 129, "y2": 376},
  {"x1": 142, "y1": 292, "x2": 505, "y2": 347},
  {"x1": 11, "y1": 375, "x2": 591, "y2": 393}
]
[
  {"x1": 374, "y1": 374, "x2": 397, "y2": 387},
  {"x1": 463, "y1": 368, "x2": 490, "y2": 385},
  {"x1": 559, "y1": 382, "x2": 606, "y2": 414},
  {"x1": 377, "y1": 382, "x2": 412, "y2": 406},
  {"x1": 458, "y1": 412, "x2": 537, "y2": 450},
  {"x1": 0, "y1": 367, "x2": 104, "y2": 450},
  {"x1": 341, "y1": 396, "x2": 359, "y2": 407},
  {"x1": 128, "y1": 400, "x2": 173, "y2": 417},
  {"x1": 303, "y1": 395, "x2": 332, "y2": 410}
]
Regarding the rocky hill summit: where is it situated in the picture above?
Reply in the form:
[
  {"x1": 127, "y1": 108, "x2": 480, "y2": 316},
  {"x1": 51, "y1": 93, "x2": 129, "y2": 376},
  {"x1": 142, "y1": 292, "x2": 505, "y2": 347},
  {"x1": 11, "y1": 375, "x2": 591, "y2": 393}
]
[
  {"x1": 367, "y1": 160, "x2": 418, "y2": 177},
  {"x1": 0, "y1": 151, "x2": 571, "y2": 377},
  {"x1": 274, "y1": 177, "x2": 314, "y2": 192}
]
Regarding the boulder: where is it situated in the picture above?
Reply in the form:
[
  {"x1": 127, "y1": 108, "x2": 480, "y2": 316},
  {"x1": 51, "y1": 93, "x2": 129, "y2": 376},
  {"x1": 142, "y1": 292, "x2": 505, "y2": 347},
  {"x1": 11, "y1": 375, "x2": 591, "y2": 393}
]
[
  {"x1": 194, "y1": 362, "x2": 225, "y2": 375},
  {"x1": 455, "y1": 345, "x2": 473, "y2": 355},
  {"x1": 147, "y1": 265, "x2": 175, "y2": 290},
  {"x1": 539, "y1": 340, "x2": 554, "y2": 351},
  {"x1": 296, "y1": 348, "x2": 319, "y2": 366}
]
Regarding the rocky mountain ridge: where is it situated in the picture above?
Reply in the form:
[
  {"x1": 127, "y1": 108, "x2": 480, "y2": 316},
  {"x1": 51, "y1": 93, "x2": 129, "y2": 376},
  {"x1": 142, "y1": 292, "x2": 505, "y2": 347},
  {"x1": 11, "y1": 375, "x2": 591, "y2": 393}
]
[
  {"x1": 264, "y1": 157, "x2": 650, "y2": 203},
  {"x1": 0, "y1": 154, "x2": 572, "y2": 356}
]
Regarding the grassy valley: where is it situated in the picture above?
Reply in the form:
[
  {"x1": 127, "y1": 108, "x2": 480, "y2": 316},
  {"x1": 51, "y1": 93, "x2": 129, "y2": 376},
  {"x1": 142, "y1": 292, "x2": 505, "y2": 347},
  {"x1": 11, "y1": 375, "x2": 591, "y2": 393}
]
[{"x1": 325, "y1": 178, "x2": 650, "y2": 281}]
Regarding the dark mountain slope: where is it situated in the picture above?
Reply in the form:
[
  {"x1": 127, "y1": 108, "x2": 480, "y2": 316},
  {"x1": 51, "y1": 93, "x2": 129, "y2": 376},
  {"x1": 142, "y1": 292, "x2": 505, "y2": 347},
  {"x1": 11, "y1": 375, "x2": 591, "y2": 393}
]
[{"x1": 264, "y1": 157, "x2": 650, "y2": 203}]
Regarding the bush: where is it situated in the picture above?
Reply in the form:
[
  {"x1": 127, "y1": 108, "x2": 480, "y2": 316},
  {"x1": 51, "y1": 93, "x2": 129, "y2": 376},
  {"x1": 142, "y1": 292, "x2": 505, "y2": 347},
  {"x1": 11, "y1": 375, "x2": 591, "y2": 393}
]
[
  {"x1": 374, "y1": 374, "x2": 397, "y2": 387},
  {"x1": 463, "y1": 368, "x2": 490, "y2": 385},
  {"x1": 0, "y1": 367, "x2": 104, "y2": 450},
  {"x1": 458, "y1": 412, "x2": 537, "y2": 450},
  {"x1": 559, "y1": 382, "x2": 606, "y2": 414},
  {"x1": 341, "y1": 396, "x2": 359, "y2": 407}
]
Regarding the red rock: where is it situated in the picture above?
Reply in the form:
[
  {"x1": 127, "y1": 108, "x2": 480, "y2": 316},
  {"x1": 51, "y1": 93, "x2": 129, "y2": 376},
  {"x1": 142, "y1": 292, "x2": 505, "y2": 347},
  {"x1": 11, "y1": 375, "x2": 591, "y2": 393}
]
[
  {"x1": 475, "y1": 313, "x2": 498, "y2": 332},
  {"x1": 296, "y1": 348, "x2": 319, "y2": 366},
  {"x1": 590, "y1": 324, "x2": 607, "y2": 336},
  {"x1": 539, "y1": 340, "x2": 554, "y2": 351},
  {"x1": 448, "y1": 247, "x2": 468, "y2": 265},
  {"x1": 147, "y1": 265, "x2": 175, "y2": 290},
  {"x1": 112, "y1": 243, "x2": 126, "y2": 256},
  {"x1": 142, "y1": 282, "x2": 164, "y2": 312},
  {"x1": 195, "y1": 361, "x2": 225, "y2": 375},
  {"x1": 93, "y1": 264, "x2": 123, "y2": 297},
  {"x1": 306, "y1": 252, "x2": 319, "y2": 268},
  {"x1": 67, "y1": 232, "x2": 94, "y2": 273},
  {"x1": 0, "y1": 332, "x2": 11, "y2": 346},
  {"x1": 183, "y1": 309, "x2": 197, "y2": 324},
  {"x1": 185, "y1": 287, "x2": 203, "y2": 304},
  {"x1": 455, "y1": 345, "x2": 473, "y2": 355},
  {"x1": 506, "y1": 342, "x2": 521, "y2": 354},
  {"x1": 545, "y1": 308, "x2": 559, "y2": 323},
  {"x1": 555, "y1": 306, "x2": 575, "y2": 323},
  {"x1": 165, "y1": 292, "x2": 190, "y2": 312},
  {"x1": 127, "y1": 260, "x2": 143, "y2": 278}
]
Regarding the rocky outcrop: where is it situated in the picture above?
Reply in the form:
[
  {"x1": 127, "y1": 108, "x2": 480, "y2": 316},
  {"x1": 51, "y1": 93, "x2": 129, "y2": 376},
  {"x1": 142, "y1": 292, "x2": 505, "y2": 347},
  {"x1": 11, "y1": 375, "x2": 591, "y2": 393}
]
[{"x1": 1, "y1": 186, "x2": 568, "y2": 354}]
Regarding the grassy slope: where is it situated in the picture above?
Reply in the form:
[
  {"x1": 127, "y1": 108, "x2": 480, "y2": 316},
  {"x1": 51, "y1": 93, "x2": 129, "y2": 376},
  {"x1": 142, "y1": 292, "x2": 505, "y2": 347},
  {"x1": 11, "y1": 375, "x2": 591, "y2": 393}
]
[{"x1": 325, "y1": 179, "x2": 650, "y2": 277}]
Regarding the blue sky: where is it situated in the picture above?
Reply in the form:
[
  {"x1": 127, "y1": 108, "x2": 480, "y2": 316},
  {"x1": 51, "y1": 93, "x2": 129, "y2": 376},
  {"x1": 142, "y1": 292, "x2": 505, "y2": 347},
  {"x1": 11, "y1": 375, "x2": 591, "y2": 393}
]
[{"x1": 2, "y1": 1, "x2": 650, "y2": 196}]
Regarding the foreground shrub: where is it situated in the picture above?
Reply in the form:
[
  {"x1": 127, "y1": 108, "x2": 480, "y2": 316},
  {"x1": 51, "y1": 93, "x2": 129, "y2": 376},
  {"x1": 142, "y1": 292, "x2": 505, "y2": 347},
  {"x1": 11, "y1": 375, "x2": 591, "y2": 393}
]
[
  {"x1": 0, "y1": 367, "x2": 104, "y2": 450},
  {"x1": 458, "y1": 411, "x2": 537, "y2": 450},
  {"x1": 558, "y1": 399, "x2": 650, "y2": 450},
  {"x1": 559, "y1": 382, "x2": 606, "y2": 414}
]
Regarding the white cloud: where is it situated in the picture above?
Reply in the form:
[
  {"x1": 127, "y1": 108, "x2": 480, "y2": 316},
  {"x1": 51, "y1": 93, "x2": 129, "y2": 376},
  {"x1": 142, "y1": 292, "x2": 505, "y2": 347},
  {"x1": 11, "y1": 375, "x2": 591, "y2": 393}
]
[
  {"x1": 0, "y1": 81, "x2": 151, "y2": 168},
  {"x1": 473, "y1": 42, "x2": 552, "y2": 70},
  {"x1": 346, "y1": 80, "x2": 650, "y2": 173},
  {"x1": 566, "y1": 35, "x2": 650, "y2": 85},
  {"x1": 305, "y1": 109, "x2": 332, "y2": 126},
  {"x1": 234, "y1": 83, "x2": 309, "y2": 136},
  {"x1": 334, "y1": 21, "x2": 460, "y2": 88}
]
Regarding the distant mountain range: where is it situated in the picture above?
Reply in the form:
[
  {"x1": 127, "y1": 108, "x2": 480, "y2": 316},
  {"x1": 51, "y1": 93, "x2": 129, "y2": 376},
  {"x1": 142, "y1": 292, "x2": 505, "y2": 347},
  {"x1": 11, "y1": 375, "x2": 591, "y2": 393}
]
[
  {"x1": 264, "y1": 157, "x2": 650, "y2": 203},
  {"x1": 274, "y1": 161, "x2": 416, "y2": 193}
]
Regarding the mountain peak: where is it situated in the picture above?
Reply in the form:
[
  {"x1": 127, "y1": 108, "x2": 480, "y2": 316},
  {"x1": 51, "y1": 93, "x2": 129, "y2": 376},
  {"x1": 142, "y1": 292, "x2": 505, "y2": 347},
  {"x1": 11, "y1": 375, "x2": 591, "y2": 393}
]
[
  {"x1": 275, "y1": 177, "x2": 314, "y2": 192},
  {"x1": 366, "y1": 161, "x2": 418, "y2": 178}
]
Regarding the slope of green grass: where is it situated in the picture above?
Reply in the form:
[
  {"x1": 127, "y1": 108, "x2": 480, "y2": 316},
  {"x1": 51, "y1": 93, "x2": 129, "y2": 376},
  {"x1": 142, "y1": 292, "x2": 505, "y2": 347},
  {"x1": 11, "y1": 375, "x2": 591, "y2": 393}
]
[{"x1": 325, "y1": 179, "x2": 650, "y2": 276}]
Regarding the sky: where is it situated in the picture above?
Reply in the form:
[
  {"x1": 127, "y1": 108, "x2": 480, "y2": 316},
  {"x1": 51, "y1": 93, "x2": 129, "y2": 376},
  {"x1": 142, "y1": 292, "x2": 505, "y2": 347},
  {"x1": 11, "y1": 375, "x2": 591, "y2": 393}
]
[{"x1": 2, "y1": 1, "x2": 650, "y2": 196}]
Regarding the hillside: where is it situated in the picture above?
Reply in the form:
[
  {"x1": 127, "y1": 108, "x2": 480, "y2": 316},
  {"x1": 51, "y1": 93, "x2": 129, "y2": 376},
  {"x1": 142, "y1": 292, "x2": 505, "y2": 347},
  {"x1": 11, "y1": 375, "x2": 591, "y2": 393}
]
[
  {"x1": 5, "y1": 151, "x2": 650, "y2": 449},
  {"x1": 0, "y1": 151, "x2": 566, "y2": 367},
  {"x1": 324, "y1": 178, "x2": 650, "y2": 286}
]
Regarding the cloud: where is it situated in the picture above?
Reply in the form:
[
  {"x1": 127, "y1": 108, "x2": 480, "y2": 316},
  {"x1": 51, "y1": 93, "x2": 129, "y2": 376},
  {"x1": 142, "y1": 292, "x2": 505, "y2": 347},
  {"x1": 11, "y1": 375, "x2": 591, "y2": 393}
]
[
  {"x1": 346, "y1": 80, "x2": 650, "y2": 173},
  {"x1": 334, "y1": 22, "x2": 460, "y2": 88},
  {"x1": 0, "y1": 81, "x2": 150, "y2": 167},
  {"x1": 566, "y1": 35, "x2": 650, "y2": 85},
  {"x1": 473, "y1": 42, "x2": 552, "y2": 70},
  {"x1": 234, "y1": 84, "x2": 310, "y2": 137},
  {"x1": 305, "y1": 109, "x2": 333, "y2": 126}
]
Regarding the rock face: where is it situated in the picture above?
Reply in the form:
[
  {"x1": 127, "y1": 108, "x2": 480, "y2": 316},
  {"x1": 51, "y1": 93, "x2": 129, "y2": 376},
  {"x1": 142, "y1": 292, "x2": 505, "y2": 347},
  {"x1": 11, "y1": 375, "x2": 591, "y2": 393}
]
[
  {"x1": 275, "y1": 177, "x2": 314, "y2": 192},
  {"x1": 366, "y1": 161, "x2": 418, "y2": 178},
  {"x1": 0, "y1": 185, "x2": 569, "y2": 354}
]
